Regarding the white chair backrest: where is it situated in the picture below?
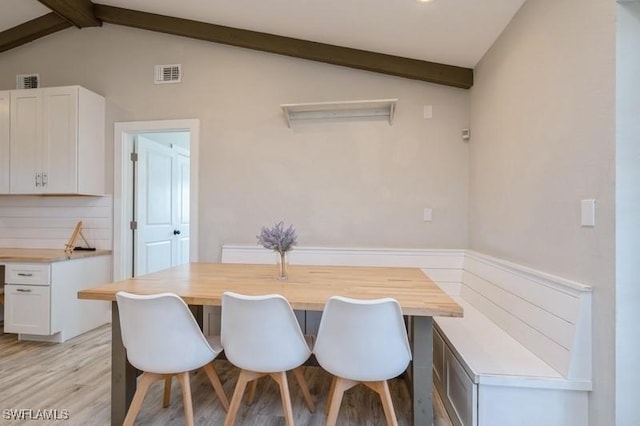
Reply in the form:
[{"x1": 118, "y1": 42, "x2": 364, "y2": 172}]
[
  {"x1": 116, "y1": 291, "x2": 217, "y2": 374},
  {"x1": 221, "y1": 292, "x2": 311, "y2": 372},
  {"x1": 314, "y1": 296, "x2": 412, "y2": 382}
]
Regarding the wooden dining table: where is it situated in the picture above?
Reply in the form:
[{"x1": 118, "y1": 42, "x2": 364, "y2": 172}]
[{"x1": 78, "y1": 262, "x2": 463, "y2": 426}]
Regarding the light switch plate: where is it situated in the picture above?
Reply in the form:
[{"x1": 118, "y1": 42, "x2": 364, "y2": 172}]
[
  {"x1": 423, "y1": 208, "x2": 433, "y2": 222},
  {"x1": 581, "y1": 199, "x2": 596, "y2": 227}
]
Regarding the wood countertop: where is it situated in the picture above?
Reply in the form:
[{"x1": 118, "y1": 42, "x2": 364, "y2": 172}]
[
  {"x1": 0, "y1": 248, "x2": 112, "y2": 263},
  {"x1": 79, "y1": 262, "x2": 463, "y2": 318}
]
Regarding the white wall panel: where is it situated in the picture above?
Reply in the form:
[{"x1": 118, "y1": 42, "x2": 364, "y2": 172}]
[{"x1": 0, "y1": 195, "x2": 112, "y2": 249}]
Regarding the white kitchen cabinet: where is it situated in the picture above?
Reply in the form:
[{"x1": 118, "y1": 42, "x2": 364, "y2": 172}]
[
  {"x1": 0, "y1": 91, "x2": 9, "y2": 193},
  {"x1": 4, "y1": 263, "x2": 53, "y2": 335},
  {"x1": 9, "y1": 86, "x2": 105, "y2": 195},
  {"x1": 3, "y1": 255, "x2": 111, "y2": 343}
]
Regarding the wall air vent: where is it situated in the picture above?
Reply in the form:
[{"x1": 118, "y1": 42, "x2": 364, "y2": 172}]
[
  {"x1": 16, "y1": 74, "x2": 40, "y2": 89},
  {"x1": 154, "y1": 64, "x2": 182, "y2": 84}
]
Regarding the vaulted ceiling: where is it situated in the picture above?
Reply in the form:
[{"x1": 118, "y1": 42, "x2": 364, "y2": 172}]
[{"x1": 0, "y1": 0, "x2": 526, "y2": 89}]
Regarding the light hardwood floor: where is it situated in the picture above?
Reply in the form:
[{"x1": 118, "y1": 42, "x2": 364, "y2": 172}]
[{"x1": 0, "y1": 325, "x2": 452, "y2": 426}]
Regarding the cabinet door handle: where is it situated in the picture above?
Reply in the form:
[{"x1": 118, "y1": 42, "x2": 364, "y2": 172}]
[
  {"x1": 42, "y1": 173, "x2": 48, "y2": 186},
  {"x1": 173, "y1": 230, "x2": 181, "y2": 235},
  {"x1": 35, "y1": 173, "x2": 41, "y2": 187},
  {"x1": 17, "y1": 273, "x2": 34, "y2": 277},
  {"x1": 16, "y1": 288, "x2": 32, "y2": 293}
]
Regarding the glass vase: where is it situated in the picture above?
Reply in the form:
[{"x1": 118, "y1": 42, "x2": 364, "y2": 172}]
[{"x1": 277, "y1": 251, "x2": 288, "y2": 280}]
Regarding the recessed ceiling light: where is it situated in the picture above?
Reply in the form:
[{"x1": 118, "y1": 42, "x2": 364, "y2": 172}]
[{"x1": 416, "y1": 0, "x2": 435, "y2": 3}]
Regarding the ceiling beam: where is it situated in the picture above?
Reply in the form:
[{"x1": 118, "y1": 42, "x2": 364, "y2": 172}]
[
  {"x1": 0, "y1": 13, "x2": 71, "y2": 53},
  {"x1": 94, "y1": 4, "x2": 473, "y2": 89},
  {"x1": 37, "y1": 0, "x2": 101, "y2": 28}
]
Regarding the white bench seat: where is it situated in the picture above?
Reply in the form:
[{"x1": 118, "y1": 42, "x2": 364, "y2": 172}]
[
  {"x1": 428, "y1": 251, "x2": 592, "y2": 426},
  {"x1": 436, "y1": 297, "x2": 591, "y2": 391}
]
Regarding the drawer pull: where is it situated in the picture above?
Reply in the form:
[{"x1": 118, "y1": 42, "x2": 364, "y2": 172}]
[
  {"x1": 17, "y1": 273, "x2": 34, "y2": 277},
  {"x1": 16, "y1": 288, "x2": 32, "y2": 293}
]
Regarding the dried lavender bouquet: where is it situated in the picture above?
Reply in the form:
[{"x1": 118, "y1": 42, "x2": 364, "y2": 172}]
[{"x1": 257, "y1": 221, "x2": 297, "y2": 254}]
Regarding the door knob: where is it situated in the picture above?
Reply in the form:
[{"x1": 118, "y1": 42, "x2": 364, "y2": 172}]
[{"x1": 173, "y1": 230, "x2": 181, "y2": 235}]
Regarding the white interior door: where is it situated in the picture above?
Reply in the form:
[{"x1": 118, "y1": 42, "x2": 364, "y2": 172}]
[
  {"x1": 174, "y1": 146, "x2": 190, "y2": 265},
  {"x1": 134, "y1": 136, "x2": 190, "y2": 276}
]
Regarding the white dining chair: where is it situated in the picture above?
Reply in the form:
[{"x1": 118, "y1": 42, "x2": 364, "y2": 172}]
[
  {"x1": 221, "y1": 291, "x2": 315, "y2": 426},
  {"x1": 115, "y1": 291, "x2": 229, "y2": 426},
  {"x1": 313, "y1": 296, "x2": 412, "y2": 426}
]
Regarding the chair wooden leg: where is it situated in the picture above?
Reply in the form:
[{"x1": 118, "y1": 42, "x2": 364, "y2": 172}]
[
  {"x1": 292, "y1": 367, "x2": 315, "y2": 412},
  {"x1": 203, "y1": 363, "x2": 230, "y2": 411},
  {"x1": 225, "y1": 370, "x2": 265, "y2": 426},
  {"x1": 325, "y1": 377, "x2": 358, "y2": 426},
  {"x1": 246, "y1": 379, "x2": 258, "y2": 405},
  {"x1": 162, "y1": 375, "x2": 172, "y2": 408},
  {"x1": 176, "y1": 372, "x2": 195, "y2": 426},
  {"x1": 326, "y1": 376, "x2": 337, "y2": 415},
  {"x1": 270, "y1": 371, "x2": 294, "y2": 426},
  {"x1": 123, "y1": 372, "x2": 161, "y2": 426},
  {"x1": 364, "y1": 380, "x2": 398, "y2": 426}
]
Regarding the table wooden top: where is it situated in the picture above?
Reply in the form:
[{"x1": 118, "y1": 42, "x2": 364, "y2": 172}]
[{"x1": 78, "y1": 262, "x2": 463, "y2": 317}]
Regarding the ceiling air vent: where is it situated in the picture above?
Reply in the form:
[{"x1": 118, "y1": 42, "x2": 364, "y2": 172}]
[
  {"x1": 16, "y1": 74, "x2": 40, "y2": 89},
  {"x1": 154, "y1": 64, "x2": 181, "y2": 84}
]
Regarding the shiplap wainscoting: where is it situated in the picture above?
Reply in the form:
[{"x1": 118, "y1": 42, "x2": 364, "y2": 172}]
[
  {"x1": 460, "y1": 251, "x2": 592, "y2": 381},
  {"x1": 0, "y1": 195, "x2": 112, "y2": 249}
]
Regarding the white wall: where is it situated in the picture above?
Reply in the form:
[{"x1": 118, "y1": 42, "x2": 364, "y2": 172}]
[
  {"x1": 469, "y1": 1, "x2": 616, "y2": 425},
  {"x1": 616, "y1": 3, "x2": 640, "y2": 425},
  {"x1": 0, "y1": 24, "x2": 470, "y2": 261}
]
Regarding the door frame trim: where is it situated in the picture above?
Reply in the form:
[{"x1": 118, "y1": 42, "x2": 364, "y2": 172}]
[{"x1": 113, "y1": 119, "x2": 199, "y2": 281}]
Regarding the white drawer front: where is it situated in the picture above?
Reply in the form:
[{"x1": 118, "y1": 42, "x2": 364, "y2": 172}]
[
  {"x1": 4, "y1": 284, "x2": 51, "y2": 335},
  {"x1": 445, "y1": 346, "x2": 477, "y2": 426},
  {"x1": 5, "y1": 264, "x2": 51, "y2": 285}
]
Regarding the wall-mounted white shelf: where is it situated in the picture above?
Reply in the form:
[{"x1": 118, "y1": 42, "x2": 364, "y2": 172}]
[{"x1": 281, "y1": 99, "x2": 398, "y2": 128}]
